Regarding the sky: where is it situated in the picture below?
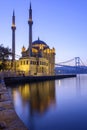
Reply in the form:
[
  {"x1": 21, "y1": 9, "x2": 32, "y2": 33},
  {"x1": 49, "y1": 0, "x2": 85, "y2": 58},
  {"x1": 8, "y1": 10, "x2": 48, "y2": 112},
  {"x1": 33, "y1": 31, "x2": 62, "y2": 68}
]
[{"x1": 0, "y1": 0, "x2": 87, "y2": 64}]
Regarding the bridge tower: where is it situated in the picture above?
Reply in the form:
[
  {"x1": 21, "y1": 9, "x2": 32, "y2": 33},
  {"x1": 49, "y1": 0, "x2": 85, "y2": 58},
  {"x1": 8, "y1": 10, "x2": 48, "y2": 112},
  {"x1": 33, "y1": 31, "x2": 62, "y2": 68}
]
[
  {"x1": 75, "y1": 57, "x2": 80, "y2": 67},
  {"x1": 75, "y1": 57, "x2": 81, "y2": 74}
]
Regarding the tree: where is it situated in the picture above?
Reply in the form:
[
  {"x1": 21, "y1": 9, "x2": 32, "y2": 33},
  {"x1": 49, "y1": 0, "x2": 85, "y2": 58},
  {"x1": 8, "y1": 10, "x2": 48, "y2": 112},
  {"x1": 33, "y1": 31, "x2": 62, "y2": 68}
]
[{"x1": 0, "y1": 44, "x2": 11, "y2": 70}]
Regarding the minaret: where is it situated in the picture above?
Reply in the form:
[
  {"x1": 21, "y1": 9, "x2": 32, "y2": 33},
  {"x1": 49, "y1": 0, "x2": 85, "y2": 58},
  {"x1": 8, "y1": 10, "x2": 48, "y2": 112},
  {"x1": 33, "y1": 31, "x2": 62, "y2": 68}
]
[
  {"x1": 28, "y1": 3, "x2": 33, "y2": 57},
  {"x1": 11, "y1": 11, "x2": 16, "y2": 60}
]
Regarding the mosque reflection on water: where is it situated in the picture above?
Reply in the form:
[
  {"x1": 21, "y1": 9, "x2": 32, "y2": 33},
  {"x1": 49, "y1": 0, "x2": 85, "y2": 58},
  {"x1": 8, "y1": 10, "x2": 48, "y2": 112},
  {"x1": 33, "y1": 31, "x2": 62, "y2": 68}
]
[{"x1": 11, "y1": 80, "x2": 56, "y2": 115}]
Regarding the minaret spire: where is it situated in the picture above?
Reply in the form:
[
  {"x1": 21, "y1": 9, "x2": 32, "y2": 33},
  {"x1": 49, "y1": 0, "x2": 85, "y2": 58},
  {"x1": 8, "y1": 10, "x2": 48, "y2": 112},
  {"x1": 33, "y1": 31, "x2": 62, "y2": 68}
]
[
  {"x1": 11, "y1": 10, "x2": 16, "y2": 61},
  {"x1": 28, "y1": 2, "x2": 33, "y2": 57},
  {"x1": 30, "y1": 2, "x2": 31, "y2": 10}
]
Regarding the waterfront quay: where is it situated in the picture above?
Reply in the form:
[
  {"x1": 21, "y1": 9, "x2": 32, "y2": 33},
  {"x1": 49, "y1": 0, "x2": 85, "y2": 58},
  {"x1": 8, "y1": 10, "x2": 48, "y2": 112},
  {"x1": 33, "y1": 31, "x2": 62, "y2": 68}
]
[
  {"x1": 0, "y1": 79, "x2": 28, "y2": 130},
  {"x1": 4, "y1": 74, "x2": 76, "y2": 85}
]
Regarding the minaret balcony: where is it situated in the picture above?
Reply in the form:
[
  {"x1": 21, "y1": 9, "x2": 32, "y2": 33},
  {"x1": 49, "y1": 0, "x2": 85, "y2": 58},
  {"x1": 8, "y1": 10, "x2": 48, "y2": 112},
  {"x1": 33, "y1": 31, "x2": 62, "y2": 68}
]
[
  {"x1": 11, "y1": 24, "x2": 16, "y2": 29},
  {"x1": 28, "y1": 19, "x2": 33, "y2": 24}
]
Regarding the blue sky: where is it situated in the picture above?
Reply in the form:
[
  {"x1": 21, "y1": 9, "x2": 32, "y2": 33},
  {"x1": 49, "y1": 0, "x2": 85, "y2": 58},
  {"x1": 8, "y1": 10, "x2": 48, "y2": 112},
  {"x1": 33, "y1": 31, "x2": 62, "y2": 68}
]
[{"x1": 0, "y1": 0, "x2": 87, "y2": 64}]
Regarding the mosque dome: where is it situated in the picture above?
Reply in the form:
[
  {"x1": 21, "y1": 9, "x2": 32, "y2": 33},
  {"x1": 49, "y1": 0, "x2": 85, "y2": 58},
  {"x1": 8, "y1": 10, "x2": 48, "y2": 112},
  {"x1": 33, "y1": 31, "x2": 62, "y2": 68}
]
[{"x1": 32, "y1": 37, "x2": 48, "y2": 47}]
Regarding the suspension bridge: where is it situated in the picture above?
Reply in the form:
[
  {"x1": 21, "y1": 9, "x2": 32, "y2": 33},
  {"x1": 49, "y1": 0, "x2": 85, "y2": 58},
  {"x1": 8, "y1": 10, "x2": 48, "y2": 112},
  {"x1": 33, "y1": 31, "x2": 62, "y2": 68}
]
[{"x1": 55, "y1": 57, "x2": 87, "y2": 74}]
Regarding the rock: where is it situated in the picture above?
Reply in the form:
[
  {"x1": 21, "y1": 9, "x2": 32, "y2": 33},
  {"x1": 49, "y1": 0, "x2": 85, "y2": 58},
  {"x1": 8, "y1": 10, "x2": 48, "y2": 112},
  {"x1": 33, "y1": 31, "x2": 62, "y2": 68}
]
[
  {"x1": 0, "y1": 121, "x2": 7, "y2": 129},
  {"x1": 0, "y1": 107, "x2": 6, "y2": 111}
]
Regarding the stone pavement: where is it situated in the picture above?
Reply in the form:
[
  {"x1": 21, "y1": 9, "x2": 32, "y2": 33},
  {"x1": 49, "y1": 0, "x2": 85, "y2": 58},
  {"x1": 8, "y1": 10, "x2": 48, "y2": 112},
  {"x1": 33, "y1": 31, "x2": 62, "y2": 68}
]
[{"x1": 0, "y1": 80, "x2": 28, "y2": 130}]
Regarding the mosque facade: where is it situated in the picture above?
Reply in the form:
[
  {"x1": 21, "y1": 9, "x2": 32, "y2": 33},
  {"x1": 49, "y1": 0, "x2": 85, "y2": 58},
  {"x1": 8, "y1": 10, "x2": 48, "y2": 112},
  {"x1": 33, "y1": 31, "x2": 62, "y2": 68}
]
[{"x1": 7, "y1": 4, "x2": 55, "y2": 76}]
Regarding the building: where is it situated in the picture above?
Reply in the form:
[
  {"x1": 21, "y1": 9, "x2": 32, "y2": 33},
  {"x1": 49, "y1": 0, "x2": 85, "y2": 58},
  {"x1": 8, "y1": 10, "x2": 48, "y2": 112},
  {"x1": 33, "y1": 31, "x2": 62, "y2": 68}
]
[{"x1": 6, "y1": 3, "x2": 56, "y2": 76}]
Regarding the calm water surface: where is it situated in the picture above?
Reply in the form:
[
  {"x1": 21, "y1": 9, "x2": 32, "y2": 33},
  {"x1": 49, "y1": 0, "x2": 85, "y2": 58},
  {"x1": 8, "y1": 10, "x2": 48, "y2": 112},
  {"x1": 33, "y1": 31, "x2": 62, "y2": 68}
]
[{"x1": 8, "y1": 75, "x2": 87, "y2": 130}]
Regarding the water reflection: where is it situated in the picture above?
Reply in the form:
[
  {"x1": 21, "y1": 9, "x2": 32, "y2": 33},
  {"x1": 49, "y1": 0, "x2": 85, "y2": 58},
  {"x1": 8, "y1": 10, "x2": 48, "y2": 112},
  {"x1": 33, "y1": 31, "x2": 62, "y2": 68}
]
[
  {"x1": 76, "y1": 75, "x2": 81, "y2": 96},
  {"x1": 30, "y1": 81, "x2": 55, "y2": 113},
  {"x1": 10, "y1": 80, "x2": 55, "y2": 129},
  {"x1": 8, "y1": 75, "x2": 87, "y2": 130}
]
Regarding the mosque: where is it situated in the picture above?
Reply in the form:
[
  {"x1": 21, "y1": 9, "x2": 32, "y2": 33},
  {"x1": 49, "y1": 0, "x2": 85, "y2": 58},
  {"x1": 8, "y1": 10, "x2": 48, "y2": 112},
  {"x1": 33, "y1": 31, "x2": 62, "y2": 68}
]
[{"x1": 7, "y1": 3, "x2": 55, "y2": 76}]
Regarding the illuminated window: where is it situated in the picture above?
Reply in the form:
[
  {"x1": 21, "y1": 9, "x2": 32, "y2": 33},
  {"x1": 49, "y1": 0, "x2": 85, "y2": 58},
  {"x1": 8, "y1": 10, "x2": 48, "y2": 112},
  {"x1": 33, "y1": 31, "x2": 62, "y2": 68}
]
[
  {"x1": 26, "y1": 60, "x2": 28, "y2": 64},
  {"x1": 32, "y1": 61, "x2": 34, "y2": 64},
  {"x1": 40, "y1": 61, "x2": 41, "y2": 65},
  {"x1": 37, "y1": 61, "x2": 39, "y2": 65},
  {"x1": 30, "y1": 61, "x2": 32, "y2": 64},
  {"x1": 21, "y1": 61, "x2": 22, "y2": 65},
  {"x1": 35, "y1": 61, "x2": 36, "y2": 65},
  {"x1": 33, "y1": 61, "x2": 36, "y2": 65}
]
